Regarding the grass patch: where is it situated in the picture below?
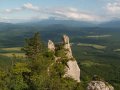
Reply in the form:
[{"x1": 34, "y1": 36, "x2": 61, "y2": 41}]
[
  {"x1": 77, "y1": 43, "x2": 106, "y2": 50},
  {"x1": 81, "y1": 60, "x2": 109, "y2": 67},
  {"x1": 114, "y1": 49, "x2": 120, "y2": 52},
  {"x1": 0, "y1": 53, "x2": 25, "y2": 57},
  {"x1": 0, "y1": 47, "x2": 25, "y2": 57},
  {"x1": 85, "y1": 35, "x2": 112, "y2": 38},
  {"x1": 0, "y1": 47, "x2": 21, "y2": 51}
]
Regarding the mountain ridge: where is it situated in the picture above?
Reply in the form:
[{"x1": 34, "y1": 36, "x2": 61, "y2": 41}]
[{"x1": 1, "y1": 19, "x2": 120, "y2": 28}]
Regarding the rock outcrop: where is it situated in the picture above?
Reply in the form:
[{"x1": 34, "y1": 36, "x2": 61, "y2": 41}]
[
  {"x1": 47, "y1": 35, "x2": 114, "y2": 89},
  {"x1": 48, "y1": 35, "x2": 80, "y2": 82},
  {"x1": 48, "y1": 40, "x2": 55, "y2": 52},
  {"x1": 64, "y1": 60, "x2": 80, "y2": 82},
  {"x1": 87, "y1": 81, "x2": 114, "y2": 90},
  {"x1": 63, "y1": 35, "x2": 73, "y2": 59},
  {"x1": 87, "y1": 76, "x2": 114, "y2": 90}
]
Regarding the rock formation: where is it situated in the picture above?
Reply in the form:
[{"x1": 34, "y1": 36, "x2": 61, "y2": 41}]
[
  {"x1": 87, "y1": 81, "x2": 114, "y2": 90},
  {"x1": 63, "y1": 35, "x2": 73, "y2": 59},
  {"x1": 64, "y1": 60, "x2": 80, "y2": 82},
  {"x1": 48, "y1": 35, "x2": 80, "y2": 82},
  {"x1": 87, "y1": 76, "x2": 114, "y2": 90},
  {"x1": 48, "y1": 40, "x2": 55, "y2": 52},
  {"x1": 47, "y1": 35, "x2": 114, "y2": 89},
  {"x1": 62, "y1": 35, "x2": 80, "y2": 82}
]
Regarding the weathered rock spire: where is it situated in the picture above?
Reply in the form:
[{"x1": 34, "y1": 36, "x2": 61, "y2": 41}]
[
  {"x1": 48, "y1": 35, "x2": 80, "y2": 82},
  {"x1": 63, "y1": 35, "x2": 73, "y2": 59},
  {"x1": 48, "y1": 40, "x2": 55, "y2": 52}
]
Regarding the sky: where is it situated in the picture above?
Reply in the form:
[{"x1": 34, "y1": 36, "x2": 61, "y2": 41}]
[{"x1": 0, "y1": 0, "x2": 120, "y2": 23}]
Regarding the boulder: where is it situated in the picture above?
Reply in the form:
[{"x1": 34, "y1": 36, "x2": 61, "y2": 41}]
[{"x1": 87, "y1": 81, "x2": 114, "y2": 90}]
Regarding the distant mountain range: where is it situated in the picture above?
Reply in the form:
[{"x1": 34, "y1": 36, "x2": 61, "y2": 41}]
[
  {"x1": 99, "y1": 20, "x2": 120, "y2": 28},
  {"x1": 1, "y1": 19, "x2": 120, "y2": 28},
  {"x1": 24, "y1": 19, "x2": 96, "y2": 27}
]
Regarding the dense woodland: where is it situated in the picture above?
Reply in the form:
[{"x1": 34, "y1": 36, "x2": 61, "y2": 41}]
[{"x1": 0, "y1": 24, "x2": 120, "y2": 89}]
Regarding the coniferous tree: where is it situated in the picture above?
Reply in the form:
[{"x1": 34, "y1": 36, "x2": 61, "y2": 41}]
[{"x1": 22, "y1": 32, "x2": 44, "y2": 60}]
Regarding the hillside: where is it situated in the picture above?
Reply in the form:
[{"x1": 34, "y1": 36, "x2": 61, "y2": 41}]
[
  {"x1": 0, "y1": 23, "x2": 120, "y2": 89},
  {"x1": 0, "y1": 33, "x2": 115, "y2": 90}
]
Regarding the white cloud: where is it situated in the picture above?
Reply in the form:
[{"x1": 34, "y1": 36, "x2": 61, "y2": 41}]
[
  {"x1": 2, "y1": 3, "x2": 106, "y2": 22},
  {"x1": 23, "y1": 3, "x2": 39, "y2": 11},
  {"x1": 51, "y1": 8, "x2": 96, "y2": 21},
  {"x1": 0, "y1": 16, "x2": 8, "y2": 20},
  {"x1": 106, "y1": 2, "x2": 120, "y2": 13},
  {"x1": 5, "y1": 8, "x2": 22, "y2": 13},
  {"x1": 104, "y1": 1, "x2": 120, "y2": 19},
  {"x1": 5, "y1": 3, "x2": 39, "y2": 13},
  {"x1": 48, "y1": 8, "x2": 100, "y2": 21},
  {"x1": 0, "y1": 16, "x2": 11, "y2": 22}
]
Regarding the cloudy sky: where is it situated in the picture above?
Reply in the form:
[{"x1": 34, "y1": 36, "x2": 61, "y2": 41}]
[{"x1": 0, "y1": 0, "x2": 120, "y2": 23}]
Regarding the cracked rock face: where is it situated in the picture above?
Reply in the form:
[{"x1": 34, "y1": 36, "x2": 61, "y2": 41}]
[
  {"x1": 48, "y1": 40, "x2": 55, "y2": 52},
  {"x1": 64, "y1": 60, "x2": 80, "y2": 82},
  {"x1": 87, "y1": 81, "x2": 114, "y2": 90}
]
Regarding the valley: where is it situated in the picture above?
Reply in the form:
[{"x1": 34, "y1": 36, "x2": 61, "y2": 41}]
[{"x1": 0, "y1": 24, "x2": 120, "y2": 89}]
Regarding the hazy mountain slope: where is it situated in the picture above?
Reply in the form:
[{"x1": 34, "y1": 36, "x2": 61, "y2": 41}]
[
  {"x1": 19, "y1": 19, "x2": 97, "y2": 27},
  {"x1": 99, "y1": 20, "x2": 120, "y2": 28}
]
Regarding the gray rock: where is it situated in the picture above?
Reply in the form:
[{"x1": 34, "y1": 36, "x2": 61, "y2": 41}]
[
  {"x1": 48, "y1": 40, "x2": 55, "y2": 52},
  {"x1": 64, "y1": 60, "x2": 80, "y2": 82},
  {"x1": 87, "y1": 81, "x2": 114, "y2": 90},
  {"x1": 63, "y1": 35, "x2": 73, "y2": 59},
  {"x1": 48, "y1": 35, "x2": 80, "y2": 82}
]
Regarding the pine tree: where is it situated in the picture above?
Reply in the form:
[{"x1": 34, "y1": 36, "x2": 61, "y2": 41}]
[{"x1": 22, "y1": 32, "x2": 44, "y2": 60}]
